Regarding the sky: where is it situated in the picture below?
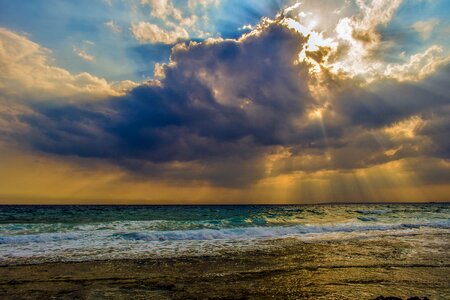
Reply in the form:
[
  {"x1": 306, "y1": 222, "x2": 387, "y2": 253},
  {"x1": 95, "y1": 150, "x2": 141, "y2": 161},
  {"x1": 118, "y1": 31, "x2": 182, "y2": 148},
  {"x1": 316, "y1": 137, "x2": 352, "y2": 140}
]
[{"x1": 0, "y1": 0, "x2": 449, "y2": 204}]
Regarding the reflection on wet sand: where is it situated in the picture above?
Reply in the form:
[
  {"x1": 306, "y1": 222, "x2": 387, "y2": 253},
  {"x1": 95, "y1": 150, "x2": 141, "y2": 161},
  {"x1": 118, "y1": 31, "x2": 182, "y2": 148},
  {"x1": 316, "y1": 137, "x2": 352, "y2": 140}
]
[{"x1": 1, "y1": 233, "x2": 448, "y2": 299}]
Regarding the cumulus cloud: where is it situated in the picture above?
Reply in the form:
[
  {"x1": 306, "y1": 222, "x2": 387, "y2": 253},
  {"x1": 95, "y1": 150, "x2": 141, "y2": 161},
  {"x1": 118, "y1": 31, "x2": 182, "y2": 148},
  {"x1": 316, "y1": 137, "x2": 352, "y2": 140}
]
[
  {"x1": 141, "y1": 0, "x2": 183, "y2": 21},
  {"x1": 0, "y1": 28, "x2": 132, "y2": 100},
  {"x1": 131, "y1": 22, "x2": 189, "y2": 44},
  {"x1": 133, "y1": 0, "x2": 219, "y2": 44},
  {"x1": 385, "y1": 45, "x2": 450, "y2": 81},
  {"x1": 332, "y1": 0, "x2": 403, "y2": 76},
  {"x1": 2, "y1": 2, "x2": 450, "y2": 189},
  {"x1": 16, "y1": 20, "x2": 312, "y2": 185}
]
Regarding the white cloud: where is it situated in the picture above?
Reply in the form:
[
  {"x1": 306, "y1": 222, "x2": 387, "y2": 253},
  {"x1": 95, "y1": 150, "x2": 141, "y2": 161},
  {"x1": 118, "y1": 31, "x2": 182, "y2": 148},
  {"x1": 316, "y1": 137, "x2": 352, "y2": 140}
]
[
  {"x1": 0, "y1": 27, "x2": 134, "y2": 100},
  {"x1": 131, "y1": 22, "x2": 189, "y2": 44},
  {"x1": 134, "y1": 0, "x2": 219, "y2": 43},
  {"x1": 412, "y1": 19, "x2": 439, "y2": 39},
  {"x1": 332, "y1": 0, "x2": 403, "y2": 78},
  {"x1": 188, "y1": 0, "x2": 220, "y2": 10},
  {"x1": 385, "y1": 45, "x2": 450, "y2": 81},
  {"x1": 238, "y1": 24, "x2": 254, "y2": 31},
  {"x1": 104, "y1": 20, "x2": 122, "y2": 33},
  {"x1": 73, "y1": 47, "x2": 95, "y2": 61},
  {"x1": 140, "y1": 0, "x2": 182, "y2": 21}
]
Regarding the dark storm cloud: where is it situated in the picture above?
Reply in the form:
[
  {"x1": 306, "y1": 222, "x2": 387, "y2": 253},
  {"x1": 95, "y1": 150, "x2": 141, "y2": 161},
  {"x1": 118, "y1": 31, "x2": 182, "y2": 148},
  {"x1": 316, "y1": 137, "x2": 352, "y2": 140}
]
[
  {"x1": 402, "y1": 157, "x2": 450, "y2": 185},
  {"x1": 17, "y1": 22, "x2": 314, "y2": 185},
  {"x1": 13, "y1": 20, "x2": 450, "y2": 187},
  {"x1": 331, "y1": 65, "x2": 450, "y2": 164},
  {"x1": 258, "y1": 63, "x2": 450, "y2": 175},
  {"x1": 417, "y1": 106, "x2": 450, "y2": 159},
  {"x1": 335, "y1": 65, "x2": 450, "y2": 129}
]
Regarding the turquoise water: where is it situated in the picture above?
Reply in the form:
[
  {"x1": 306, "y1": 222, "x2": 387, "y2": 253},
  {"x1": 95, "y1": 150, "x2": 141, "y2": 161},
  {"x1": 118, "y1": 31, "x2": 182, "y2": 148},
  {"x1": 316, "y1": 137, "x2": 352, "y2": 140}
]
[{"x1": 0, "y1": 204, "x2": 449, "y2": 264}]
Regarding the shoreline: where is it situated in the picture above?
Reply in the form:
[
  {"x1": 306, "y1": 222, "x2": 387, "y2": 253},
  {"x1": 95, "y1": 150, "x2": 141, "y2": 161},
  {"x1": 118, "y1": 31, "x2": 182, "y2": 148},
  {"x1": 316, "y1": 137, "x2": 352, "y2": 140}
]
[
  {"x1": 0, "y1": 228, "x2": 446, "y2": 267},
  {"x1": 1, "y1": 237, "x2": 449, "y2": 299}
]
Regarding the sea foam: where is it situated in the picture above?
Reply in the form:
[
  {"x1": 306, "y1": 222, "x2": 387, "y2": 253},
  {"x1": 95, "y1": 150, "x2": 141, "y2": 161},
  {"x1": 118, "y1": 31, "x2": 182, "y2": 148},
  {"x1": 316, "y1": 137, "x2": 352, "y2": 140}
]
[{"x1": 0, "y1": 204, "x2": 449, "y2": 264}]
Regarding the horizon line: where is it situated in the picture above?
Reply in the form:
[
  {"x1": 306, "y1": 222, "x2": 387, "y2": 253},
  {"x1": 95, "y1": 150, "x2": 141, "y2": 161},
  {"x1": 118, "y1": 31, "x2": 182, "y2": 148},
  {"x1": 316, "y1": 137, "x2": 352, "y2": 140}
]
[{"x1": 0, "y1": 201, "x2": 448, "y2": 206}]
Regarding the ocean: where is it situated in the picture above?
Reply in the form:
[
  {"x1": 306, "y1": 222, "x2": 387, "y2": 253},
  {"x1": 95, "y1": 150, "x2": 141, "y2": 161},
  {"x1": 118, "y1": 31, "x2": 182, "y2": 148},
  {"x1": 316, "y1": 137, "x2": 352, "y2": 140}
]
[{"x1": 0, "y1": 204, "x2": 448, "y2": 265}]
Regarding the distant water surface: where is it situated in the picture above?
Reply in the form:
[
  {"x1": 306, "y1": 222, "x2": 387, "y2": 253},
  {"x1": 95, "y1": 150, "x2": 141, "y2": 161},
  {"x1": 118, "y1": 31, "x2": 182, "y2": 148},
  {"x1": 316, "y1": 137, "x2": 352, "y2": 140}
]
[{"x1": 0, "y1": 204, "x2": 448, "y2": 265}]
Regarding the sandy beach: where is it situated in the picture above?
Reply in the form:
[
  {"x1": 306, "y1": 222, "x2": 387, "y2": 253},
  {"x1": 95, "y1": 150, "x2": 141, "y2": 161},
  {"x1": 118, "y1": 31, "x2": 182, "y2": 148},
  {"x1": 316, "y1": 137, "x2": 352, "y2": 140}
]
[{"x1": 1, "y1": 235, "x2": 448, "y2": 299}]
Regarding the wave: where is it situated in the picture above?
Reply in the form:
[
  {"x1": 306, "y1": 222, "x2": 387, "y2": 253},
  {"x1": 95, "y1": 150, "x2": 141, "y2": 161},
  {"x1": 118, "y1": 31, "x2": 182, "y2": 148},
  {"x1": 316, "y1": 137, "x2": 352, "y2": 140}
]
[
  {"x1": 0, "y1": 221, "x2": 448, "y2": 265},
  {"x1": 0, "y1": 219, "x2": 233, "y2": 235},
  {"x1": 114, "y1": 221, "x2": 450, "y2": 242},
  {"x1": 1, "y1": 220, "x2": 448, "y2": 245}
]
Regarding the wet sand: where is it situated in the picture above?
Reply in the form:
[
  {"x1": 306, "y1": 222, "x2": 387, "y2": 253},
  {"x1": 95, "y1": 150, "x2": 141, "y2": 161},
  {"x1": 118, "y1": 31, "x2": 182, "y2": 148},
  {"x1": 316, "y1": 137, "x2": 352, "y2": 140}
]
[{"x1": 0, "y1": 236, "x2": 449, "y2": 299}]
